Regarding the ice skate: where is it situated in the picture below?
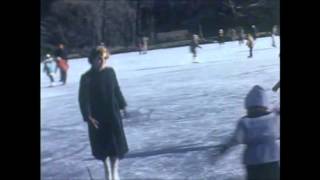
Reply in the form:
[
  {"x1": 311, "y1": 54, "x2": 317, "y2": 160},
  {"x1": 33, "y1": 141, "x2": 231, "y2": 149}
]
[
  {"x1": 192, "y1": 57, "x2": 200, "y2": 63},
  {"x1": 48, "y1": 82, "x2": 54, "y2": 87},
  {"x1": 51, "y1": 82, "x2": 57, "y2": 86}
]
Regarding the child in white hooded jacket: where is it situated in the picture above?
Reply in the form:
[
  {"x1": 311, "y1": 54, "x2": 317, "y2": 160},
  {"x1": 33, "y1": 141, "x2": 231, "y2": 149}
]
[{"x1": 220, "y1": 85, "x2": 280, "y2": 180}]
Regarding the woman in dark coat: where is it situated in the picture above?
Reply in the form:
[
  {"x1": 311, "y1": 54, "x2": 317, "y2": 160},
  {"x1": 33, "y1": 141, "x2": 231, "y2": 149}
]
[{"x1": 79, "y1": 46, "x2": 128, "y2": 180}]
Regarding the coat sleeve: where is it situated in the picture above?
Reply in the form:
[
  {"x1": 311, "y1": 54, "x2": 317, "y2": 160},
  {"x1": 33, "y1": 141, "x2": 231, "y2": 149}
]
[
  {"x1": 272, "y1": 81, "x2": 280, "y2": 91},
  {"x1": 225, "y1": 119, "x2": 245, "y2": 148},
  {"x1": 78, "y1": 75, "x2": 90, "y2": 122},
  {"x1": 111, "y1": 68, "x2": 127, "y2": 109}
]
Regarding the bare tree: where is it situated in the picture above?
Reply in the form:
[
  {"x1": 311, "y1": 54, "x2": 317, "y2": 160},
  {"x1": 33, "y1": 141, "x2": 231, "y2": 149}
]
[{"x1": 41, "y1": 0, "x2": 137, "y2": 53}]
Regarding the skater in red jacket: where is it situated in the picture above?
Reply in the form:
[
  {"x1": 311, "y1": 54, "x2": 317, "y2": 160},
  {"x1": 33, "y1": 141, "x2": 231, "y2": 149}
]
[{"x1": 54, "y1": 43, "x2": 69, "y2": 85}]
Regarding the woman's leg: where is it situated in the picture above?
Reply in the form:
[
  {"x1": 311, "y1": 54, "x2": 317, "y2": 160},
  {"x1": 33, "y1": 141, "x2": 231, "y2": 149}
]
[
  {"x1": 63, "y1": 70, "x2": 67, "y2": 84},
  {"x1": 59, "y1": 68, "x2": 63, "y2": 82},
  {"x1": 110, "y1": 156, "x2": 120, "y2": 180},
  {"x1": 103, "y1": 157, "x2": 112, "y2": 180},
  {"x1": 47, "y1": 72, "x2": 54, "y2": 83},
  {"x1": 49, "y1": 71, "x2": 55, "y2": 82},
  {"x1": 60, "y1": 70, "x2": 67, "y2": 84}
]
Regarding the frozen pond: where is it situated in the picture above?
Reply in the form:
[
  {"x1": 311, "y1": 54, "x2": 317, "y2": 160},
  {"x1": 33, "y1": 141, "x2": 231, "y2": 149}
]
[{"x1": 41, "y1": 37, "x2": 280, "y2": 180}]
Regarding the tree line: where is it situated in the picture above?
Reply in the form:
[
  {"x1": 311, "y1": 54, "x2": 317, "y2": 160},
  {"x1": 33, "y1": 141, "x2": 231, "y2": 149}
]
[{"x1": 41, "y1": 0, "x2": 279, "y2": 57}]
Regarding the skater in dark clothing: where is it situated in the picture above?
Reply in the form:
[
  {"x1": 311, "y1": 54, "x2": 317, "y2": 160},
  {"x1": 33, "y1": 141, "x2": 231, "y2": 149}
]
[
  {"x1": 190, "y1": 34, "x2": 201, "y2": 63},
  {"x1": 219, "y1": 85, "x2": 280, "y2": 180},
  {"x1": 137, "y1": 38, "x2": 143, "y2": 55},
  {"x1": 98, "y1": 42, "x2": 106, "y2": 49},
  {"x1": 238, "y1": 27, "x2": 245, "y2": 45},
  {"x1": 79, "y1": 46, "x2": 128, "y2": 180},
  {"x1": 231, "y1": 28, "x2": 237, "y2": 41},
  {"x1": 54, "y1": 43, "x2": 69, "y2": 85},
  {"x1": 42, "y1": 54, "x2": 56, "y2": 87},
  {"x1": 218, "y1": 29, "x2": 224, "y2": 45},
  {"x1": 246, "y1": 34, "x2": 254, "y2": 58},
  {"x1": 142, "y1": 36, "x2": 149, "y2": 54},
  {"x1": 271, "y1": 25, "x2": 278, "y2": 47},
  {"x1": 251, "y1": 25, "x2": 258, "y2": 40}
]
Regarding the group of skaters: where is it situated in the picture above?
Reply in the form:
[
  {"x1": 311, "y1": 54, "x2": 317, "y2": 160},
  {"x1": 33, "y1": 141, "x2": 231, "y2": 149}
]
[
  {"x1": 42, "y1": 43, "x2": 69, "y2": 87},
  {"x1": 76, "y1": 43, "x2": 280, "y2": 179},
  {"x1": 217, "y1": 25, "x2": 257, "y2": 45},
  {"x1": 134, "y1": 25, "x2": 278, "y2": 64},
  {"x1": 189, "y1": 25, "x2": 279, "y2": 62}
]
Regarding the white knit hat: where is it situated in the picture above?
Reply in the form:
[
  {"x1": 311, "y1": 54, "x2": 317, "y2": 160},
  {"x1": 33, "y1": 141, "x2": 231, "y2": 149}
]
[{"x1": 245, "y1": 85, "x2": 269, "y2": 109}]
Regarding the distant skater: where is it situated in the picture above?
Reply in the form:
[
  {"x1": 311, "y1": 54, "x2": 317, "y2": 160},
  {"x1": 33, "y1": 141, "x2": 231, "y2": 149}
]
[
  {"x1": 218, "y1": 29, "x2": 224, "y2": 45},
  {"x1": 271, "y1": 25, "x2": 277, "y2": 47},
  {"x1": 190, "y1": 34, "x2": 202, "y2": 63},
  {"x1": 42, "y1": 54, "x2": 56, "y2": 87},
  {"x1": 98, "y1": 42, "x2": 106, "y2": 49},
  {"x1": 142, "y1": 36, "x2": 149, "y2": 54},
  {"x1": 54, "y1": 43, "x2": 69, "y2": 85},
  {"x1": 238, "y1": 27, "x2": 245, "y2": 45},
  {"x1": 251, "y1": 25, "x2": 257, "y2": 40},
  {"x1": 231, "y1": 28, "x2": 237, "y2": 41},
  {"x1": 246, "y1": 34, "x2": 254, "y2": 58}
]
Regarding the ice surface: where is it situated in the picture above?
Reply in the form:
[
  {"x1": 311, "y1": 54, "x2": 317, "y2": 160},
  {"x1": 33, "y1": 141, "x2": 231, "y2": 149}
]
[{"x1": 41, "y1": 36, "x2": 280, "y2": 180}]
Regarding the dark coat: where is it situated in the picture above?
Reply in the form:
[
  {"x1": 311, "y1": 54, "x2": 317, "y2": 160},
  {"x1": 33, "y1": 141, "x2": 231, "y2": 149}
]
[
  {"x1": 79, "y1": 67, "x2": 128, "y2": 160},
  {"x1": 190, "y1": 41, "x2": 201, "y2": 54},
  {"x1": 54, "y1": 48, "x2": 68, "y2": 60}
]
